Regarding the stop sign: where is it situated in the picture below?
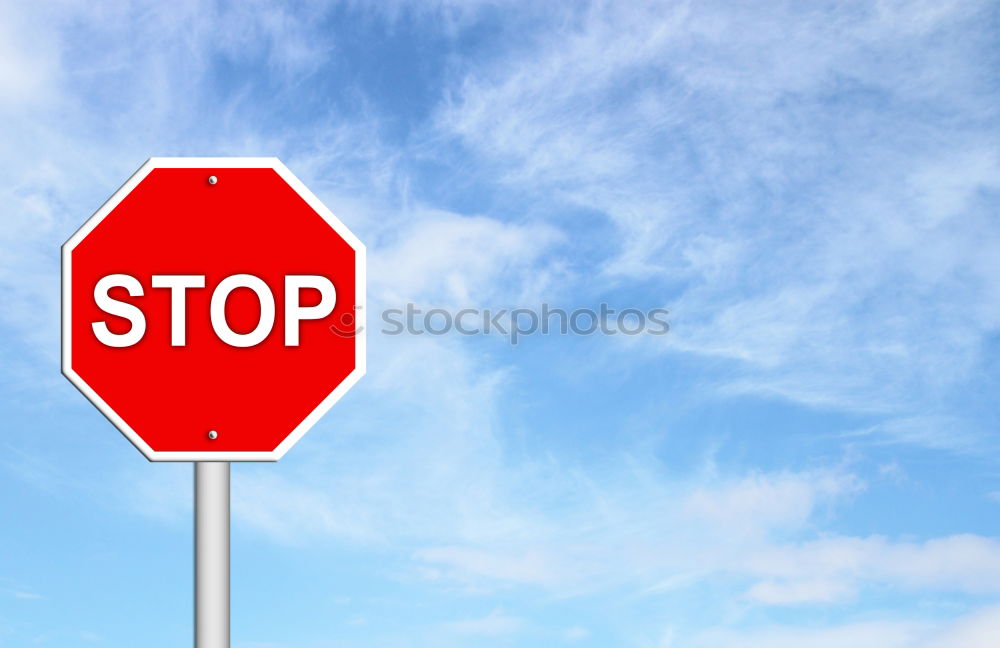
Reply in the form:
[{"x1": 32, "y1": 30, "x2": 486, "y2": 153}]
[{"x1": 62, "y1": 158, "x2": 365, "y2": 461}]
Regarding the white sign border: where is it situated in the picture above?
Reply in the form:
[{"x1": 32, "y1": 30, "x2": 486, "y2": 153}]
[{"x1": 62, "y1": 157, "x2": 366, "y2": 462}]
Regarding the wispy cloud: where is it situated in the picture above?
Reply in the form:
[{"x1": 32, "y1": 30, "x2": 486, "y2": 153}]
[
  {"x1": 228, "y1": 440, "x2": 1000, "y2": 608},
  {"x1": 691, "y1": 601, "x2": 1000, "y2": 648},
  {"x1": 434, "y1": 0, "x2": 1000, "y2": 438},
  {"x1": 745, "y1": 578, "x2": 856, "y2": 605},
  {"x1": 12, "y1": 590, "x2": 43, "y2": 600},
  {"x1": 440, "y1": 608, "x2": 523, "y2": 637}
]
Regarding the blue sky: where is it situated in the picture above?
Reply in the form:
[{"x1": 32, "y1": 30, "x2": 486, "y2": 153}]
[{"x1": 2, "y1": 1, "x2": 1000, "y2": 646}]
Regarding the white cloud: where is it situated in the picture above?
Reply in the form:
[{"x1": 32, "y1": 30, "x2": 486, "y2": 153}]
[
  {"x1": 0, "y1": 2, "x2": 59, "y2": 109},
  {"x1": 745, "y1": 578, "x2": 855, "y2": 605},
  {"x1": 223, "y1": 407, "x2": 1000, "y2": 604},
  {"x1": 682, "y1": 471, "x2": 862, "y2": 538},
  {"x1": 690, "y1": 602, "x2": 1000, "y2": 648},
  {"x1": 406, "y1": 467, "x2": 1000, "y2": 604},
  {"x1": 745, "y1": 534, "x2": 1000, "y2": 595},
  {"x1": 369, "y1": 210, "x2": 563, "y2": 307},
  {"x1": 691, "y1": 619, "x2": 927, "y2": 648},
  {"x1": 407, "y1": 466, "x2": 855, "y2": 591},
  {"x1": 922, "y1": 603, "x2": 1000, "y2": 648},
  {"x1": 415, "y1": 545, "x2": 563, "y2": 589},
  {"x1": 842, "y1": 416, "x2": 987, "y2": 454},
  {"x1": 440, "y1": 609, "x2": 523, "y2": 637},
  {"x1": 12, "y1": 590, "x2": 43, "y2": 600},
  {"x1": 434, "y1": 0, "x2": 1000, "y2": 430}
]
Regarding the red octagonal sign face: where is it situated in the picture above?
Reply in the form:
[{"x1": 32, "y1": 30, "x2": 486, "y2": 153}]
[{"x1": 62, "y1": 158, "x2": 365, "y2": 461}]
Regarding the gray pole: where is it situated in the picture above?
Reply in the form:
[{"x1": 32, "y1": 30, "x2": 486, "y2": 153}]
[{"x1": 195, "y1": 462, "x2": 230, "y2": 648}]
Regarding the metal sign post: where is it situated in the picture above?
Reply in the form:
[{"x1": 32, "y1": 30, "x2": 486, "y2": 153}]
[{"x1": 195, "y1": 462, "x2": 230, "y2": 648}]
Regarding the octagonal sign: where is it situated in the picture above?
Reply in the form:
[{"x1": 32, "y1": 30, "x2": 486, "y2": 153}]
[{"x1": 62, "y1": 158, "x2": 365, "y2": 461}]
